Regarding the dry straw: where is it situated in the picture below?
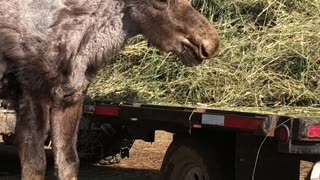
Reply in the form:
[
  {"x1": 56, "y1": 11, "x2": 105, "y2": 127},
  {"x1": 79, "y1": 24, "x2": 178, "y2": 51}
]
[{"x1": 88, "y1": 0, "x2": 320, "y2": 116}]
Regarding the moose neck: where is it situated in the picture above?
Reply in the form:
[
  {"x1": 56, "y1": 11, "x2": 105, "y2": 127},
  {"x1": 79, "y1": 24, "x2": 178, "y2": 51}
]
[
  {"x1": 49, "y1": 0, "x2": 141, "y2": 98},
  {"x1": 66, "y1": 0, "x2": 140, "y2": 66}
]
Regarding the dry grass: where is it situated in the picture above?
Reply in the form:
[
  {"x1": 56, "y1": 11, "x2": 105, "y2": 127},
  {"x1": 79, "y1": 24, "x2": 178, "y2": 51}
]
[{"x1": 88, "y1": 0, "x2": 320, "y2": 115}]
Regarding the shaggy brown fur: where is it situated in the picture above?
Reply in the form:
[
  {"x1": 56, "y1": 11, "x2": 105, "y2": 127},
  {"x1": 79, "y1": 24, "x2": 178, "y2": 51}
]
[{"x1": 0, "y1": 0, "x2": 219, "y2": 179}]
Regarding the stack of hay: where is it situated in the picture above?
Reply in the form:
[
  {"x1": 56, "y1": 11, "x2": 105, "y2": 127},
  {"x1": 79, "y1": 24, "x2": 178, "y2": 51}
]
[{"x1": 88, "y1": 0, "x2": 320, "y2": 116}]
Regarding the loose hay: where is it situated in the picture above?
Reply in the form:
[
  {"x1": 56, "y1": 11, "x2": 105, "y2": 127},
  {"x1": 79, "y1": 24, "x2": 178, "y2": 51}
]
[{"x1": 88, "y1": 0, "x2": 320, "y2": 115}]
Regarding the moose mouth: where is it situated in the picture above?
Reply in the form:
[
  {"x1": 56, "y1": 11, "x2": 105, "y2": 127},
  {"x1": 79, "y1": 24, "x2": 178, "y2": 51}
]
[{"x1": 177, "y1": 45, "x2": 204, "y2": 67}]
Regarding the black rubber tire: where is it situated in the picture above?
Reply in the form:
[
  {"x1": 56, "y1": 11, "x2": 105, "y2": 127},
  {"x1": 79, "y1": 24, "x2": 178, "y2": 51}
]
[{"x1": 160, "y1": 135, "x2": 224, "y2": 180}]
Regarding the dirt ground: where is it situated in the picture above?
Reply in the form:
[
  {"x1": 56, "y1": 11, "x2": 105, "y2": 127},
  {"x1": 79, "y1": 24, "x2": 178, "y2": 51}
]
[
  {"x1": 0, "y1": 131, "x2": 315, "y2": 180},
  {"x1": 0, "y1": 131, "x2": 172, "y2": 180}
]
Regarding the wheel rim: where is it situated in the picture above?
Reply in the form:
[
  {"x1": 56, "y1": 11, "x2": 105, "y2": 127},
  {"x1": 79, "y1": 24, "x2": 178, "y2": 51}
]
[{"x1": 184, "y1": 166, "x2": 205, "y2": 180}]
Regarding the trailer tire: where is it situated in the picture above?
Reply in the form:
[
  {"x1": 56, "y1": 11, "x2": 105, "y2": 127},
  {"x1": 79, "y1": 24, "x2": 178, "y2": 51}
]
[{"x1": 160, "y1": 135, "x2": 223, "y2": 180}]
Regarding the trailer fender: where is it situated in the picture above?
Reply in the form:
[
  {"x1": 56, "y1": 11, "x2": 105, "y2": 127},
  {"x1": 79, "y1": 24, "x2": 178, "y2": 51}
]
[{"x1": 311, "y1": 161, "x2": 320, "y2": 180}]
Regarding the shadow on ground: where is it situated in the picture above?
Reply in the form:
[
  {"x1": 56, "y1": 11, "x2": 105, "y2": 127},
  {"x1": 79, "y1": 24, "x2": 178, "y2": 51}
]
[{"x1": 0, "y1": 143, "x2": 160, "y2": 180}]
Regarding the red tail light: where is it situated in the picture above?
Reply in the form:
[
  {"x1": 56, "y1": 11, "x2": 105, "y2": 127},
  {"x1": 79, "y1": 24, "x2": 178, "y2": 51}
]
[{"x1": 307, "y1": 126, "x2": 320, "y2": 138}]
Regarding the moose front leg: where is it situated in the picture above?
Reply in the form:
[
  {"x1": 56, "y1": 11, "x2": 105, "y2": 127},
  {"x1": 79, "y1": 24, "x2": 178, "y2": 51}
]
[
  {"x1": 15, "y1": 96, "x2": 50, "y2": 180},
  {"x1": 50, "y1": 99, "x2": 84, "y2": 180}
]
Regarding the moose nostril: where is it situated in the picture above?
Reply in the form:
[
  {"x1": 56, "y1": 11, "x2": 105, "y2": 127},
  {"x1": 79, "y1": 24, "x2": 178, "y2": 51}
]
[
  {"x1": 199, "y1": 39, "x2": 220, "y2": 58},
  {"x1": 200, "y1": 44, "x2": 209, "y2": 58}
]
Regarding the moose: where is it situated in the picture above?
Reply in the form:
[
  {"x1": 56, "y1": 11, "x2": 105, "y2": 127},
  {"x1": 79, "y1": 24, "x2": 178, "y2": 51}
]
[{"x1": 0, "y1": 0, "x2": 219, "y2": 179}]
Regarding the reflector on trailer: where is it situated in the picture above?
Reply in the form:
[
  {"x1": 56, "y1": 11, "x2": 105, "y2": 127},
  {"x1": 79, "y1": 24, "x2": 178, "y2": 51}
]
[
  {"x1": 192, "y1": 124, "x2": 202, "y2": 129},
  {"x1": 94, "y1": 106, "x2": 119, "y2": 117},
  {"x1": 202, "y1": 114, "x2": 264, "y2": 131},
  {"x1": 307, "y1": 126, "x2": 320, "y2": 138},
  {"x1": 224, "y1": 116, "x2": 263, "y2": 130},
  {"x1": 277, "y1": 125, "x2": 289, "y2": 142}
]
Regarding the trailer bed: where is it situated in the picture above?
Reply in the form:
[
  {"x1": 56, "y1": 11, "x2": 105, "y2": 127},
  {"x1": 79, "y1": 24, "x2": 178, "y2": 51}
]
[{"x1": 83, "y1": 100, "x2": 320, "y2": 155}]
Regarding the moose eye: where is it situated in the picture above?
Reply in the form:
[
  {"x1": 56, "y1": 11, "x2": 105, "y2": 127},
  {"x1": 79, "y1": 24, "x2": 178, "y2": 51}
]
[{"x1": 158, "y1": 0, "x2": 168, "y2": 4}]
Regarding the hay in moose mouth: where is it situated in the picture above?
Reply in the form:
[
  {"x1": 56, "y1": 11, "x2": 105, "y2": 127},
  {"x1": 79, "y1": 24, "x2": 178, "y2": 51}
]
[{"x1": 88, "y1": 0, "x2": 320, "y2": 115}]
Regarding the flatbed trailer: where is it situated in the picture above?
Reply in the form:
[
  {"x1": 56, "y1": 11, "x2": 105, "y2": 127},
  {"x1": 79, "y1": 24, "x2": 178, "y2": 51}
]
[
  {"x1": 82, "y1": 100, "x2": 320, "y2": 180},
  {"x1": 2, "y1": 99, "x2": 320, "y2": 179}
]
